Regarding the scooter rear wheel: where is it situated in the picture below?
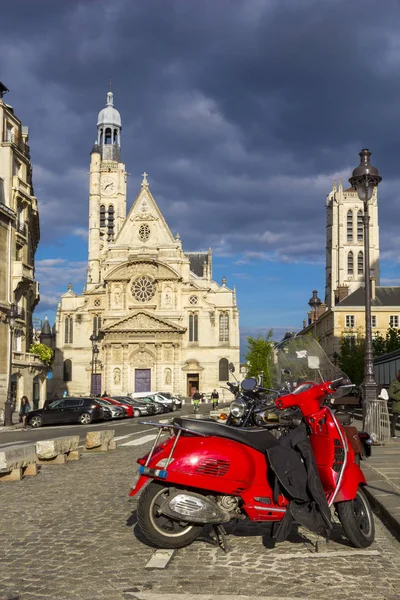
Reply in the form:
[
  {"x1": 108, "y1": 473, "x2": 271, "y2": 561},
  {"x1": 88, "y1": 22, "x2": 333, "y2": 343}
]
[
  {"x1": 336, "y1": 487, "x2": 375, "y2": 548},
  {"x1": 137, "y1": 482, "x2": 202, "y2": 549}
]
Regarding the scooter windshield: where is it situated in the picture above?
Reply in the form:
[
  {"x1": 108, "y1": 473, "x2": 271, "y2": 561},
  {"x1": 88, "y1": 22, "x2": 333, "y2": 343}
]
[{"x1": 270, "y1": 336, "x2": 351, "y2": 398}]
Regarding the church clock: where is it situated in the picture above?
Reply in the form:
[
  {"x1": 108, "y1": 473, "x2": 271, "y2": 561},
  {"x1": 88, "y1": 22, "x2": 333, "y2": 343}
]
[{"x1": 101, "y1": 176, "x2": 116, "y2": 196}]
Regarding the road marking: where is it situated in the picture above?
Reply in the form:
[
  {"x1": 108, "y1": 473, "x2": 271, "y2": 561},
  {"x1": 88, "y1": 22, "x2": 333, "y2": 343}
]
[
  {"x1": 0, "y1": 440, "x2": 32, "y2": 448},
  {"x1": 145, "y1": 549, "x2": 174, "y2": 569},
  {"x1": 114, "y1": 434, "x2": 135, "y2": 441},
  {"x1": 120, "y1": 434, "x2": 158, "y2": 446},
  {"x1": 277, "y1": 549, "x2": 380, "y2": 560}
]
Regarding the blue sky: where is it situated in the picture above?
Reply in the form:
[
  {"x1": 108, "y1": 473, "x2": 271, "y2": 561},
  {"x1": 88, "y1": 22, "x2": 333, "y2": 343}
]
[{"x1": 2, "y1": 0, "x2": 400, "y2": 352}]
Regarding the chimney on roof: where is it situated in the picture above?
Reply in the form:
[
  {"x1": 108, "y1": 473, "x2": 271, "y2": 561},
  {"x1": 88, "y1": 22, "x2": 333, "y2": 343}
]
[
  {"x1": 334, "y1": 285, "x2": 349, "y2": 305},
  {"x1": 371, "y1": 276, "x2": 376, "y2": 301}
]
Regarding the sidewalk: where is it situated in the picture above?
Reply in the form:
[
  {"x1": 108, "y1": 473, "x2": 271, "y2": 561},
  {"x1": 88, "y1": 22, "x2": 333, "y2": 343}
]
[{"x1": 361, "y1": 439, "x2": 400, "y2": 539}]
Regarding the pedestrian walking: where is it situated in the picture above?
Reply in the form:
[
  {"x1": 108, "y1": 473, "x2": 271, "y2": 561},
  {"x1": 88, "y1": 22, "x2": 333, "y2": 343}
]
[
  {"x1": 19, "y1": 396, "x2": 31, "y2": 430},
  {"x1": 388, "y1": 371, "x2": 400, "y2": 438},
  {"x1": 211, "y1": 388, "x2": 219, "y2": 409},
  {"x1": 192, "y1": 389, "x2": 201, "y2": 414}
]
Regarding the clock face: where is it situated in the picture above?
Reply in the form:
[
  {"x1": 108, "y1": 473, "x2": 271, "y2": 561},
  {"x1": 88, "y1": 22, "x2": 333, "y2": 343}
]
[{"x1": 101, "y1": 176, "x2": 116, "y2": 196}]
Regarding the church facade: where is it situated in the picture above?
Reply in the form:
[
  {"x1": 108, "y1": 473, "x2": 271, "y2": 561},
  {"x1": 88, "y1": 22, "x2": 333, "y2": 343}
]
[{"x1": 50, "y1": 91, "x2": 240, "y2": 399}]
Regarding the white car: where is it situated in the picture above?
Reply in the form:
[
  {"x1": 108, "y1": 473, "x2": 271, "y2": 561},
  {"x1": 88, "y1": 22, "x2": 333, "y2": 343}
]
[{"x1": 129, "y1": 392, "x2": 175, "y2": 411}]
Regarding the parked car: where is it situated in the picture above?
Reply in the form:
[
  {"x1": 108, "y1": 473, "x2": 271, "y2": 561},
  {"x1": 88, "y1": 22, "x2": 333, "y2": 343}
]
[
  {"x1": 27, "y1": 397, "x2": 104, "y2": 428},
  {"x1": 155, "y1": 391, "x2": 182, "y2": 410},
  {"x1": 102, "y1": 396, "x2": 134, "y2": 417},
  {"x1": 111, "y1": 396, "x2": 156, "y2": 417},
  {"x1": 138, "y1": 393, "x2": 173, "y2": 412},
  {"x1": 95, "y1": 398, "x2": 126, "y2": 419}
]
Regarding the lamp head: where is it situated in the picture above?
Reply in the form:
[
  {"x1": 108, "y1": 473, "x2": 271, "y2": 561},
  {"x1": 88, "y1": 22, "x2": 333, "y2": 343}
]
[{"x1": 349, "y1": 148, "x2": 382, "y2": 202}]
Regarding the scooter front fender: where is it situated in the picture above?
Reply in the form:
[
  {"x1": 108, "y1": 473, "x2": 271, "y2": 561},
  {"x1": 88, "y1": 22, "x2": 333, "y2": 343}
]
[
  {"x1": 130, "y1": 474, "x2": 149, "y2": 497},
  {"x1": 333, "y1": 462, "x2": 367, "y2": 503}
]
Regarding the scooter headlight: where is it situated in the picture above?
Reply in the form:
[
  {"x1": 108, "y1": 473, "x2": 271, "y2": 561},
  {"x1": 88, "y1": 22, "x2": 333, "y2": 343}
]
[{"x1": 230, "y1": 399, "x2": 246, "y2": 418}]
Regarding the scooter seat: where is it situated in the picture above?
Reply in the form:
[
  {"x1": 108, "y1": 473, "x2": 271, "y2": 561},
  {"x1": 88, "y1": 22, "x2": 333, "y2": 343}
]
[{"x1": 173, "y1": 417, "x2": 278, "y2": 453}]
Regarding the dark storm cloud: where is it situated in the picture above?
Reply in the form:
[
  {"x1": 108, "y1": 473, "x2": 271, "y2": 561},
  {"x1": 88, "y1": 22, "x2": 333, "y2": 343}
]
[{"x1": 1, "y1": 0, "x2": 400, "y2": 261}]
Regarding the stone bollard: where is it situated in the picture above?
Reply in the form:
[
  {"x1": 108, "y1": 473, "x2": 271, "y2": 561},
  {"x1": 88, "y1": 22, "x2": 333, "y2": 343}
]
[
  {"x1": 85, "y1": 430, "x2": 116, "y2": 453},
  {"x1": 36, "y1": 436, "x2": 80, "y2": 465},
  {"x1": 0, "y1": 444, "x2": 38, "y2": 481}
]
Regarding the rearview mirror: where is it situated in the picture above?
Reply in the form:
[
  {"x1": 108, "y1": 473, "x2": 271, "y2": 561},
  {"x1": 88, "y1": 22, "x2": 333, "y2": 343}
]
[
  {"x1": 241, "y1": 378, "x2": 257, "y2": 392},
  {"x1": 307, "y1": 355, "x2": 320, "y2": 369}
]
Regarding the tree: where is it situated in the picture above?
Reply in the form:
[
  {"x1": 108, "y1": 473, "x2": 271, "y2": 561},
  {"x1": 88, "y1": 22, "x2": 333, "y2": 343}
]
[
  {"x1": 244, "y1": 330, "x2": 275, "y2": 386},
  {"x1": 373, "y1": 327, "x2": 400, "y2": 356},
  {"x1": 29, "y1": 343, "x2": 54, "y2": 368},
  {"x1": 339, "y1": 334, "x2": 365, "y2": 386}
]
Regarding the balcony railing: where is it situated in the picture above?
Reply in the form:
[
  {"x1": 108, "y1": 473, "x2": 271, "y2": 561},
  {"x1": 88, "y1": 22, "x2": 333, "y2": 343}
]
[{"x1": 3, "y1": 131, "x2": 28, "y2": 155}]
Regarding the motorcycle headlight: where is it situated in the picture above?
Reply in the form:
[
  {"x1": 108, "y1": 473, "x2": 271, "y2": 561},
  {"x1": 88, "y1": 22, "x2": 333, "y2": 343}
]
[{"x1": 230, "y1": 400, "x2": 246, "y2": 418}]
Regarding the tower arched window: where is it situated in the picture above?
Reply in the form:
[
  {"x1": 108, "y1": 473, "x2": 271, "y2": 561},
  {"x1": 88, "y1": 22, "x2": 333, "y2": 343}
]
[
  {"x1": 219, "y1": 312, "x2": 229, "y2": 342},
  {"x1": 347, "y1": 210, "x2": 353, "y2": 241},
  {"x1": 348, "y1": 251, "x2": 354, "y2": 276},
  {"x1": 113, "y1": 129, "x2": 118, "y2": 143},
  {"x1": 358, "y1": 251, "x2": 364, "y2": 275},
  {"x1": 357, "y1": 210, "x2": 363, "y2": 242},
  {"x1": 63, "y1": 359, "x2": 72, "y2": 382},
  {"x1": 99, "y1": 128, "x2": 103, "y2": 145},
  {"x1": 105, "y1": 128, "x2": 112, "y2": 145},
  {"x1": 93, "y1": 315, "x2": 101, "y2": 337},
  {"x1": 189, "y1": 313, "x2": 198, "y2": 342},
  {"x1": 100, "y1": 205, "x2": 106, "y2": 228},
  {"x1": 64, "y1": 316, "x2": 73, "y2": 344},
  {"x1": 219, "y1": 358, "x2": 229, "y2": 381},
  {"x1": 107, "y1": 205, "x2": 114, "y2": 241}
]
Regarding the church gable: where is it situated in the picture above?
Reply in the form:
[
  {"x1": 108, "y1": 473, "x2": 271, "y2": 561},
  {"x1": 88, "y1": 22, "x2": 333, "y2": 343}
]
[
  {"x1": 103, "y1": 310, "x2": 186, "y2": 333},
  {"x1": 114, "y1": 177, "x2": 176, "y2": 248}
]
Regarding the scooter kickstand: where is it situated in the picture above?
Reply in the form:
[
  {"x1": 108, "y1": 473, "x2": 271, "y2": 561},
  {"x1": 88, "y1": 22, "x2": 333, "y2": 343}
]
[{"x1": 213, "y1": 524, "x2": 230, "y2": 553}]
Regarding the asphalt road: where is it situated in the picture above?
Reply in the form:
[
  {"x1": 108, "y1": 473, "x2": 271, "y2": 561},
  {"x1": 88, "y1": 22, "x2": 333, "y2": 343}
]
[{"x1": 0, "y1": 402, "x2": 226, "y2": 448}]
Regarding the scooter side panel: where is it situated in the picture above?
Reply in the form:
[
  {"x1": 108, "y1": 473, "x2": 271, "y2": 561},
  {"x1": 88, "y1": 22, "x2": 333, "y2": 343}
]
[{"x1": 136, "y1": 435, "x2": 261, "y2": 495}]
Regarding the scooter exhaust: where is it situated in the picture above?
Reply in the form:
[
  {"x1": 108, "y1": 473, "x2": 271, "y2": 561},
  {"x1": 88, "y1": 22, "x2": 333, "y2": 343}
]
[{"x1": 159, "y1": 490, "x2": 231, "y2": 524}]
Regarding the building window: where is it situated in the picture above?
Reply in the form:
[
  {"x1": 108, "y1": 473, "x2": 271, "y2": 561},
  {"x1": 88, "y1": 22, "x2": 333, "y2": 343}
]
[
  {"x1": 357, "y1": 251, "x2": 364, "y2": 275},
  {"x1": 347, "y1": 210, "x2": 353, "y2": 241},
  {"x1": 189, "y1": 313, "x2": 198, "y2": 342},
  {"x1": 371, "y1": 315, "x2": 377, "y2": 328},
  {"x1": 13, "y1": 329, "x2": 23, "y2": 352},
  {"x1": 93, "y1": 315, "x2": 101, "y2": 337},
  {"x1": 347, "y1": 251, "x2": 354, "y2": 276},
  {"x1": 64, "y1": 316, "x2": 73, "y2": 344},
  {"x1": 357, "y1": 210, "x2": 363, "y2": 242},
  {"x1": 107, "y1": 205, "x2": 114, "y2": 241},
  {"x1": 345, "y1": 315, "x2": 355, "y2": 328},
  {"x1": 219, "y1": 358, "x2": 229, "y2": 381},
  {"x1": 16, "y1": 245, "x2": 23, "y2": 261},
  {"x1": 63, "y1": 359, "x2": 72, "y2": 382},
  {"x1": 219, "y1": 312, "x2": 229, "y2": 342},
  {"x1": 105, "y1": 128, "x2": 112, "y2": 145},
  {"x1": 390, "y1": 315, "x2": 399, "y2": 328},
  {"x1": 100, "y1": 205, "x2": 106, "y2": 227}
]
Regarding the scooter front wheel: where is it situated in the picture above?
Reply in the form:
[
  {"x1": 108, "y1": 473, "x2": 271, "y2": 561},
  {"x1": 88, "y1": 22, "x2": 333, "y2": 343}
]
[
  {"x1": 336, "y1": 487, "x2": 375, "y2": 548},
  {"x1": 137, "y1": 482, "x2": 202, "y2": 549}
]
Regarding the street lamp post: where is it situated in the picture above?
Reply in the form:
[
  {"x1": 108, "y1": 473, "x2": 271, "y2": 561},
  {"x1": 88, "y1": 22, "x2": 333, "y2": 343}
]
[
  {"x1": 349, "y1": 149, "x2": 382, "y2": 431},
  {"x1": 308, "y1": 290, "x2": 322, "y2": 339},
  {"x1": 4, "y1": 303, "x2": 18, "y2": 426},
  {"x1": 90, "y1": 333, "x2": 99, "y2": 396}
]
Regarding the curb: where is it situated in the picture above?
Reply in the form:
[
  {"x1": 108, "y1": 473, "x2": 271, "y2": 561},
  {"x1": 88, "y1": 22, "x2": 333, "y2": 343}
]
[{"x1": 362, "y1": 462, "x2": 400, "y2": 541}]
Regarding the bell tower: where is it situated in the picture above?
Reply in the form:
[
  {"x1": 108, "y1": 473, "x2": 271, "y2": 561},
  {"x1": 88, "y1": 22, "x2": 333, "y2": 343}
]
[{"x1": 87, "y1": 88, "x2": 127, "y2": 290}]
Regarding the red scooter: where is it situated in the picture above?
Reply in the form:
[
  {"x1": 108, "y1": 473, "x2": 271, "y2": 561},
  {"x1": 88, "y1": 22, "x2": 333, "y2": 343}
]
[{"x1": 130, "y1": 337, "x2": 374, "y2": 550}]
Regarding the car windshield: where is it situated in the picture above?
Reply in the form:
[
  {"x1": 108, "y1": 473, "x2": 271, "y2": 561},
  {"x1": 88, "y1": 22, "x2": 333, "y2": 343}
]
[
  {"x1": 269, "y1": 336, "x2": 351, "y2": 398},
  {"x1": 96, "y1": 399, "x2": 112, "y2": 406}
]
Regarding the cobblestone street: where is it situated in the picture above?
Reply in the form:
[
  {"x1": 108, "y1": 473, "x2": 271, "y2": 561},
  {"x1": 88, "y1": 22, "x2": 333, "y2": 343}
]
[{"x1": 1, "y1": 439, "x2": 400, "y2": 600}]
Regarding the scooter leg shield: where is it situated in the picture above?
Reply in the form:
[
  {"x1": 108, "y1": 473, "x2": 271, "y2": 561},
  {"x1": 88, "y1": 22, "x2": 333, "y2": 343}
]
[{"x1": 159, "y1": 489, "x2": 231, "y2": 524}]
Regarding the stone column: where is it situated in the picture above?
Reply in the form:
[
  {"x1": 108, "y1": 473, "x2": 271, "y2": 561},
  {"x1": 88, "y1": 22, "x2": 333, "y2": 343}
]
[
  {"x1": 155, "y1": 343, "x2": 162, "y2": 390},
  {"x1": 173, "y1": 342, "x2": 180, "y2": 395},
  {"x1": 122, "y1": 343, "x2": 129, "y2": 393}
]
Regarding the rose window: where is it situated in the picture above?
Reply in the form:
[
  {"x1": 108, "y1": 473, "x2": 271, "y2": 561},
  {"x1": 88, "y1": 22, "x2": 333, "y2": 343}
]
[
  {"x1": 132, "y1": 276, "x2": 156, "y2": 302},
  {"x1": 138, "y1": 224, "x2": 150, "y2": 242},
  {"x1": 189, "y1": 295, "x2": 198, "y2": 305}
]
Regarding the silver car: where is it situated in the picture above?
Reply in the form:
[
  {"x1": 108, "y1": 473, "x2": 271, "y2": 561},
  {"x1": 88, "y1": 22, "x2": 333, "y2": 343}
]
[{"x1": 96, "y1": 398, "x2": 126, "y2": 419}]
